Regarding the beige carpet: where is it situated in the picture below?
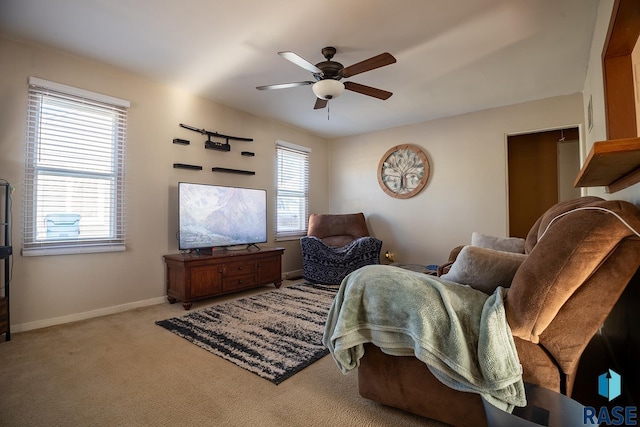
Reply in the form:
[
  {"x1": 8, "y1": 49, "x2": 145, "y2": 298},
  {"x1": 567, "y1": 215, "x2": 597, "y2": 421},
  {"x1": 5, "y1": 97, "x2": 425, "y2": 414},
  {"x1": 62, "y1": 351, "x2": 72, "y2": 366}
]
[{"x1": 0, "y1": 281, "x2": 448, "y2": 426}]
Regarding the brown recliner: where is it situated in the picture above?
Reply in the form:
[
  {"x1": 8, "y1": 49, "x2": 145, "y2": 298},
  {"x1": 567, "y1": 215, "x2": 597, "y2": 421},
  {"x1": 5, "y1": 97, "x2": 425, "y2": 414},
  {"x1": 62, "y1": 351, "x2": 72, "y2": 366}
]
[
  {"x1": 357, "y1": 197, "x2": 640, "y2": 427},
  {"x1": 300, "y1": 213, "x2": 382, "y2": 285},
  {"x1": 307, "y1": 213, "x2": 371, "y2": 248}
]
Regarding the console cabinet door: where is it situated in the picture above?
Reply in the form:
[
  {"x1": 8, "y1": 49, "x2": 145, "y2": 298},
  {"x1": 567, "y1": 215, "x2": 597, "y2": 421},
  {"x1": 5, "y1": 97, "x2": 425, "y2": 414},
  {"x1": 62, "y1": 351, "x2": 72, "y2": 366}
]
[
  {"x1": 257, "y1": 255, "x2": 281, "y2": 284},
  {"x1": 189, "y1": 265, "x2": 223, "y2": 298}
]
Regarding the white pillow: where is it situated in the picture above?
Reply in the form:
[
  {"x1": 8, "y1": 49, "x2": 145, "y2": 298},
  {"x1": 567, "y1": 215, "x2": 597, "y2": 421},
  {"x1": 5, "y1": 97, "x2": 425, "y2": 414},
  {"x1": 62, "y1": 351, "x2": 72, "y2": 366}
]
[
  {"x1": 471, "y1": 232, "x2": 525, "y2": 254},
  {"x1": 440, "y1": 245, "x2": 527, "y2": 294}
]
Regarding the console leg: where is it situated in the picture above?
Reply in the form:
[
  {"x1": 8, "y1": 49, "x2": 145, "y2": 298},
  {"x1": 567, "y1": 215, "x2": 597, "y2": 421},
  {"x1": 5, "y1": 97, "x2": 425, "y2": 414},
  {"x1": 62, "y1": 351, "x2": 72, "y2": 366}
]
[
  {"x1": 182, "y1": 302, "x2": 192, "y2": 310},
  {"x1": 274, "y1": 280, "x2": 282, "y2": 289},
  {"x1": 167, "y1": 296, "x2": 177, "y2": 304}
]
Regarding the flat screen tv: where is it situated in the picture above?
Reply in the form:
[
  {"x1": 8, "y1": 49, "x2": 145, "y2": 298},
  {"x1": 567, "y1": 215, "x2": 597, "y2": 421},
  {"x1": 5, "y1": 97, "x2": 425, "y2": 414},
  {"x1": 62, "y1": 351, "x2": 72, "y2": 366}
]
[{"x1": 178, "y1": 182, "x2": 267, "y2": 251}]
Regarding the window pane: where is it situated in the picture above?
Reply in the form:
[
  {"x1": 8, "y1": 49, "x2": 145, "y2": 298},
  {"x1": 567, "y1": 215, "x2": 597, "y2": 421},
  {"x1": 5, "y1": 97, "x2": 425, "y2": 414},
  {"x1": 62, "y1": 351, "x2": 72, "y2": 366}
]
[
  {"x1": 35, "y1": 172, "x2": 116, "y2": 240},
  {"x1": 37, "y1": 97, "x2": 117, "y2": 174},
  {"x1": 276, "y1": 142, "x2": 309, "y2": 237},
  {"x1": 23, "y1": 79, "x2": 127, "y2": 255},
  {"x1": 277, "y1": 195, "x2": 306, "y2": 232}
]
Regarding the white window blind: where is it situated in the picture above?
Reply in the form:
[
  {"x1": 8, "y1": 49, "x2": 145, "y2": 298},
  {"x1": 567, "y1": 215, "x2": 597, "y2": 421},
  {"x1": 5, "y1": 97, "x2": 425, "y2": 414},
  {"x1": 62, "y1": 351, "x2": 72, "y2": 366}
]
[
  {"x1": 23, "y1": 77, "x2": 129, "y2": 256},
  {"x1": 275, "y1": 140, "x2": 310, "y2": 239}
]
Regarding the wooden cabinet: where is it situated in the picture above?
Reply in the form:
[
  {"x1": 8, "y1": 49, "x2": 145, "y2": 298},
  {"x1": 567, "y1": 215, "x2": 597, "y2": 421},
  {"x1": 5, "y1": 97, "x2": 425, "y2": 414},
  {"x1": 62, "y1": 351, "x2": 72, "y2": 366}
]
[{"x1": 163, "y1": 247, "x2": 284, "y2": 309}]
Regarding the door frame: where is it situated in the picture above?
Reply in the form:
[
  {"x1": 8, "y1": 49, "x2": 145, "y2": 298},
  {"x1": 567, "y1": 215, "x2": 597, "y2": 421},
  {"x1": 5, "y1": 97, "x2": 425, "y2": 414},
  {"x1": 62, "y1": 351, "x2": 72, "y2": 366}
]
[{"x1": 503, "y1": 123, "x2": 585, "y2": 235}]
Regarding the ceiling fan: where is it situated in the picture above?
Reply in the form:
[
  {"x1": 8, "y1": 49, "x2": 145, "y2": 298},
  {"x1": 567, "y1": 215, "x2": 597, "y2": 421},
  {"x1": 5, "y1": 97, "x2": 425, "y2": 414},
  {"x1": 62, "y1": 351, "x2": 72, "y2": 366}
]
[{"x1": 256, "y1": 47, "x2": 396, "y2": 110}]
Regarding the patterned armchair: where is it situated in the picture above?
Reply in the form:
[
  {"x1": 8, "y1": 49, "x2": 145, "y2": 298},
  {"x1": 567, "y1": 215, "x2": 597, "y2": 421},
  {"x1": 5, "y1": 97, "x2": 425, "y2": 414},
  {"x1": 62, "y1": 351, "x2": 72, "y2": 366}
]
[{"x1": 300, "y1": 212, "x2": 382, "y2": 285}]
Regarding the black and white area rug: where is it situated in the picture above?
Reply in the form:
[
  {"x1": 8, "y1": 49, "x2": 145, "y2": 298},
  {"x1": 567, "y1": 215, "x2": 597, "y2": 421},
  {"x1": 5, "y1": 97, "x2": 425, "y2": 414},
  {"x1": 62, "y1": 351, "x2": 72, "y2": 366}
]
[{"x1": 156, "y1": 283, "x2": 338, "y2": 385}]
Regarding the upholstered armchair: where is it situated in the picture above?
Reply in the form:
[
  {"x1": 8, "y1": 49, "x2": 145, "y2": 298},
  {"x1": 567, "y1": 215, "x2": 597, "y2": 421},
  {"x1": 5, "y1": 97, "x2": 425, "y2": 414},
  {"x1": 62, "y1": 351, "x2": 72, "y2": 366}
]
[
  {"x1": 343, "y1": 197, "x2": 640, "y2": 427},
  {"x1": 300, "y1": 212, "x2": 382, "y2": 285}
]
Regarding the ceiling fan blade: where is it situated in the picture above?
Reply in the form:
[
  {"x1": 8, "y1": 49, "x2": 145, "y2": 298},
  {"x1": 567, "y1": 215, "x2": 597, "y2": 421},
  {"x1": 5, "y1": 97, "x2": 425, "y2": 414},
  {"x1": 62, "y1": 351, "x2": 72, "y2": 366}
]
[
  {"x1": 340, "y1": 52, "x2": 396, "y2": 78},
  {"x1": 314, "y1": 98, "x2": 328, "y2": 109},
  {"x1": 344, "y1": 81, "x2": 393, "y2": 100},
  {"x1": 256, "y1": 81, "x2": 314, "y2": 90},
  {"x1": 278, "y1": 51, "x2": 323, "y2": 75}
]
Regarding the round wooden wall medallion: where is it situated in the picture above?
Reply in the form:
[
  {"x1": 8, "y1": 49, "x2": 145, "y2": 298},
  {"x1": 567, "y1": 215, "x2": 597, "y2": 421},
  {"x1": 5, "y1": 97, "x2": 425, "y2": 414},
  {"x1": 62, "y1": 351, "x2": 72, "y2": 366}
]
[{"x1": 377, "y1": 144, "x2": 429, "y2": 199}]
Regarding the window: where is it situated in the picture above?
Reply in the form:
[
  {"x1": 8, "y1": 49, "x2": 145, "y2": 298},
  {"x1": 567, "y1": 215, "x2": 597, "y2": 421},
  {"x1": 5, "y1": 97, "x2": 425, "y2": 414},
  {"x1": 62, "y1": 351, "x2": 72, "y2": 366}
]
[
  {"x1": 275, "y1": 140, "x2": 310, "y2": 239},
  {"x1": 23, "y1": 77, "x2": 129, "y2": 256}
]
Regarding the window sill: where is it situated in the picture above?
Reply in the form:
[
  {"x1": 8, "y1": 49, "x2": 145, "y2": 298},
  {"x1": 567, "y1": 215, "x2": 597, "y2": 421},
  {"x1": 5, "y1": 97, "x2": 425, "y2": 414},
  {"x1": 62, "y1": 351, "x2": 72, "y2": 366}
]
[
  {"x1": 274, "y1": 235, "x2": 305, "y2": 242},
  {"x1": 22, "y1": 244, "x2": 126, "y2": 257}
]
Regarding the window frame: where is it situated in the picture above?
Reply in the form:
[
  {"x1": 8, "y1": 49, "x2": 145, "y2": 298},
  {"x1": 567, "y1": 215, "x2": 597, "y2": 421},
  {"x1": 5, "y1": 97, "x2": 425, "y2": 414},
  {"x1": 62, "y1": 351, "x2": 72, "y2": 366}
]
[
  {"x1": 275, "y1": 140, "x2": 311, "y2": 240},
  {"x1": 22, "y1": 77, "x2": 129, "y2": 256}
]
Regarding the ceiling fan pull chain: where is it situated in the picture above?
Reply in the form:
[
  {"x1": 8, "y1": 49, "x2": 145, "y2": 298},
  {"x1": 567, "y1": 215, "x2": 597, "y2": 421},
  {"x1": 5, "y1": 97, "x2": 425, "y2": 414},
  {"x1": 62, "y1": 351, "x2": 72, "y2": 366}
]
[{"x1": 327, "y1": 102, "x2": 330, "y2": 120}]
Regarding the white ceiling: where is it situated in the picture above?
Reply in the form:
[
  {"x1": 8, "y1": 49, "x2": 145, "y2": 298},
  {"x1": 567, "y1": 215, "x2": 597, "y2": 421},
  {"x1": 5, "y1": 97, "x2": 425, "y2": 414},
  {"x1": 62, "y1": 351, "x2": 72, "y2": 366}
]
[{"x1": 0, "y1": 0, "x2": 599, "y2": 139}]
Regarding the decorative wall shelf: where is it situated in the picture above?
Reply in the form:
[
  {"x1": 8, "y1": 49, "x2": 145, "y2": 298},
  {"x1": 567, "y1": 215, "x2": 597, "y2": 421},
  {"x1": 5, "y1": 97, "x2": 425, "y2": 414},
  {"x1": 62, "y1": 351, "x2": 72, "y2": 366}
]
[
  {"x1": 212, "y1": 167, "x2": 255, "y2": 175},
  {"x1": 574, "y1": 137, "x2": 640, "y2": 193},
  {"x1": 173, "y1": 163, "x2": 202, "y2": 170}
]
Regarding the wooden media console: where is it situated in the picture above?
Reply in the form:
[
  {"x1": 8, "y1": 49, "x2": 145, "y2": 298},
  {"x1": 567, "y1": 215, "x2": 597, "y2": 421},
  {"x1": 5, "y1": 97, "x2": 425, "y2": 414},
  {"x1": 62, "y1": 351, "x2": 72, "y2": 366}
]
[{"x1": 163, "y1": 247, "x2": 284, "y2": 310}]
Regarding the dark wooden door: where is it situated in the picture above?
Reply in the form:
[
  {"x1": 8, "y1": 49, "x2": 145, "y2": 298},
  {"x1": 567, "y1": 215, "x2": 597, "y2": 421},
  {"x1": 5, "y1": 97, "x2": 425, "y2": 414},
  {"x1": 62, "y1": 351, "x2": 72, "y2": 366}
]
[{"x1": 507, "y1": 128, "x2": 579, "y2": 238}]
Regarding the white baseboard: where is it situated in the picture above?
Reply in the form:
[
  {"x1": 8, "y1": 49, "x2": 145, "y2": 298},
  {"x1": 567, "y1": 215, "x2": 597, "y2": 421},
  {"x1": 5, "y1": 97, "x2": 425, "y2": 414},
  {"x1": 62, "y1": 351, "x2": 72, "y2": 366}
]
[
  {"x1": 13, "y1": 272, "x2": 306, "y2": 333},
  {"x1": 12, "y1": 296, "x2": 167, "y2": 333},
  {"x1": 282, "y1": 269, "x2": 303, "y2": 280}
]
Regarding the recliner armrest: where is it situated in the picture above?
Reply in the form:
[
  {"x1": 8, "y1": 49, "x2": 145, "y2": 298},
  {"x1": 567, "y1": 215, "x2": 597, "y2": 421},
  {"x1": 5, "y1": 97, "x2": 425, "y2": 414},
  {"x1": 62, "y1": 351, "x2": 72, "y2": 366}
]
[
  {"x1": 448, "y1": 245, "x2": 465, "y2": 262},
  {"x1": 437, "y1": 262, "x2": 454, "y2": 277},
  {"x1": 437, "y1": 245, "x2": 464, "y2": 276}
]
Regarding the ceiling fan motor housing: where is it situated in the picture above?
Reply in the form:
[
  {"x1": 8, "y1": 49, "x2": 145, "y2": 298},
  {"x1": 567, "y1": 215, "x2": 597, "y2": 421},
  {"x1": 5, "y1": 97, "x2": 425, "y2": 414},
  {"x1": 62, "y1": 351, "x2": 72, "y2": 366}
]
[
  {"x1": 315, "y1": 61, "x2": 343, "y2": 81},
  {"x1": 315, "y1": 46, "x2": 343, "y2": 81}
]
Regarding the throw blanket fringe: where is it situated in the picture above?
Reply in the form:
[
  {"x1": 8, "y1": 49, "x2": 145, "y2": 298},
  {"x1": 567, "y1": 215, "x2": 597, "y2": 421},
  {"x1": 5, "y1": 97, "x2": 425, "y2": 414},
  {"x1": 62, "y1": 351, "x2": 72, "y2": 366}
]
[{"x1": 322, "y1": 265, "x2": 526, "y2": 411}]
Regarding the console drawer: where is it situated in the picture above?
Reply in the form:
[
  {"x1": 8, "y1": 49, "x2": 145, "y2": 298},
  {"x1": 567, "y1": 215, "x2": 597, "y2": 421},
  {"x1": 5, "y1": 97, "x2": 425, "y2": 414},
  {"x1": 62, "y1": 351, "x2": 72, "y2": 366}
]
[
  {"x1": 225, "y1": 261, "x2": 256, "y2": 277},
  {"x1": 223, "y1": 274, "x2": 257, "y2": 291}
]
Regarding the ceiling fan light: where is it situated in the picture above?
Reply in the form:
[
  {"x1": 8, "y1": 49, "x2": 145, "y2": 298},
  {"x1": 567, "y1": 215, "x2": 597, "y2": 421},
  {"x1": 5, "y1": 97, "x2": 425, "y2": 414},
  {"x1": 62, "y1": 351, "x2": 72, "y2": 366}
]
[{"x1": 312, "y1": 79, "x2": 345, "y2": 100}]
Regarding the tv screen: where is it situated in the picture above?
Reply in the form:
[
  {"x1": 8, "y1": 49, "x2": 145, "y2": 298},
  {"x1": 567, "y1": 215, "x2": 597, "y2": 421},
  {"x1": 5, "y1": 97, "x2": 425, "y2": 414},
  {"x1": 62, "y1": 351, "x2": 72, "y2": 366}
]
[{"x1": 178, "y1": 182, "x2": 267, "y2": 250}]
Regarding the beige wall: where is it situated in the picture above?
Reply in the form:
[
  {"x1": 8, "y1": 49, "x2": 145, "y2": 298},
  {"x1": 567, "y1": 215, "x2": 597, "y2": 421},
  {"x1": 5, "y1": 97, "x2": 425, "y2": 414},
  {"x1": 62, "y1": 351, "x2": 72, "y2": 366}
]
[
  {"x1": 328, "y1": 94, "x2": 585, "y2": 266},
  {"x1": 329, "y1": 1, "x2": 640, "y2": 266},
  {"x1": 0, "y1": 37, "x2": 330, "y2": 330}
]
